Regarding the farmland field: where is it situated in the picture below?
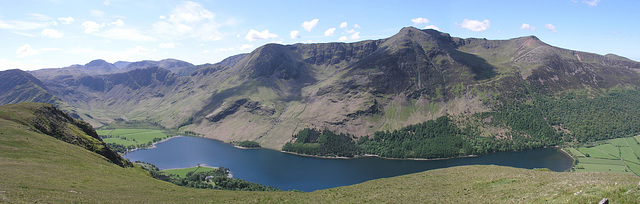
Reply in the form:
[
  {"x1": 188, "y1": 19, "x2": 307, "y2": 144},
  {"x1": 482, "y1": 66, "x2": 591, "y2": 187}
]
[
  {"x1": 571, "y1": 135, "x2": 640, "y2": 176},
  {"x1": 565, "y1": 147, "x2": 585, "y2": 157},
  {"x1": 620, "y1": 147, "x2": 640, "y2": 163},
  {"x1": 593, "y1": 144, "x2": 619, "y2": 157},
  {"x1": 576, "y1": 147, "x2": 617, "y2": 160},
  {"x1": 97, "y1": 128, "x2": 173, "y2": 152},
  {"x1": 577, "y1": 157, "x2": 625, "y2": 166},
  {"x1": 162, "y1": 166, "x2": 219, "y2": 178},
  {"x1": 102, "y1": 138, "x2": 137, "y2": 146},
  {"x1": 605, "y1": 138, "x2": 629, "y2": 147}
]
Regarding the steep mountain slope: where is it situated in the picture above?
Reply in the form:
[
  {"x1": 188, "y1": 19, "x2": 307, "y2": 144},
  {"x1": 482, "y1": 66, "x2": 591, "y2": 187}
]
[
  {"x1": 184, "y1": 27, "x2": 640, "y2": 149},
  {"x1": 0, "y1": 69, "x2": 63, "y2": 106},
  {"x1": 18, "y1": 27, "x2": 640, "y2": 151},
  {"x1": 0, "y1": 102, "x2": 130, "y2": 167},
  {"x1": 40, "y1": 67, "x2": 197, "y2": 128},
  {"x1": 1, "y1": 104, "x2": 639, "y2": 202}
]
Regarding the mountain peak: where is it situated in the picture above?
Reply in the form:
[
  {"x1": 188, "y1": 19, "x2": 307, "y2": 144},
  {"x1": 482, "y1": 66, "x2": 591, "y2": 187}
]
[{"x1": 84, "y1": 59, "x2": 111, "y2": 67}]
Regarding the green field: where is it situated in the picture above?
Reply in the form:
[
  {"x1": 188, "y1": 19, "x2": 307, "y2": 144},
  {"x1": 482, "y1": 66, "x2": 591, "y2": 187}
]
[
  {"x1": 98, "y1": 128, "x2": 169, "y2": 146},
  {"x1": 577, "y1": 147, "x2": 618, "y2": 160},
  {"x1": 593, "y1": 144, "x2": 620, "y2": 157},
  {"x1": 102, "y1": 138, "x2": 137, "y2": 146},
  {"x1": 620, "y1": 147, "x2": 640, "y2": 163},
  {"x1": 625, "y1": 161, "x2": 640, "y2": 175},
  {"x1": 605, "y1": 138, "x2": 629, "y2": 147},
  {"x1": 162, "y1": 166, "x2": 219, "y2": 178},
  {"x1": 565, "y1": 147, "x2": 585, "y2": 157},
  {"x1": 571, "y1": 135, "x2": 640, "y2": 176},
  {"x1": 578, "y1": 157, "x2": 626, "y2": 165},
  {"x1": 626, "y1": 138, "x2": 640, "y2": 157}
]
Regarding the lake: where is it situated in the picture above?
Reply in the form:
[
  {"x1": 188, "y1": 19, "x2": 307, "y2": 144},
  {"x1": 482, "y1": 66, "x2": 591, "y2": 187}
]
[{"x1": 124, "y1": 136, "x2": 573, "y2": 192}]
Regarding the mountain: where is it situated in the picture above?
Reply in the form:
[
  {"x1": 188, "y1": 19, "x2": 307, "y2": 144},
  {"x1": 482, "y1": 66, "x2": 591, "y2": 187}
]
[
  {"x1": 0, "y1": 104, "x2": 638, "y2": 202},
  {"x1": 29, "y1": 58, "x2": 197, "y2": 81},
  {"x1": 12, "y1": 27, "x2": 640, "y2": 152},
  {"x1": 82, "y1": 59, "x2": 119, "y2": 75},
  {"x1": 0, "y1": 69, "x2": 63, "y2": 106},
  {"x1": 113, "y1": 61, "x2": 132, "y2": 69},
  {"x1": 122, "y1": 58, "x2": 196, "y2": 76}
]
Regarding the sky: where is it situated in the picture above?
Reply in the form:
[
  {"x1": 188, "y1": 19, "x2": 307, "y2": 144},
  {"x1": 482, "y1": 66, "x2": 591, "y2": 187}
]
[{"x1": 0, "y1": 0, "x2": 638, "y2": 71}]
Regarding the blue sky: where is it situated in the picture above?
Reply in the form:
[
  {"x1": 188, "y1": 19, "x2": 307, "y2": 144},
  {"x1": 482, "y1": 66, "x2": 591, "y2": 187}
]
[{"x1": 1, "y1": 0, "x2": 638, "y2": 71}]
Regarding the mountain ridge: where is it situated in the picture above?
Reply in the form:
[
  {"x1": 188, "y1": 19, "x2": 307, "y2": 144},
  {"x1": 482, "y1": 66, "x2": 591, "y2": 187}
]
[{"x1": 4, "y1": 27, "x2": 640, "y2": 151}]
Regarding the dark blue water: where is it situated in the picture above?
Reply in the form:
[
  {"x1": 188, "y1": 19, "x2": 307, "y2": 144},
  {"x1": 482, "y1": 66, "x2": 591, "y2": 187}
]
[{"x1": 124, "y1": 136, "x2": 573, "y2": 192}]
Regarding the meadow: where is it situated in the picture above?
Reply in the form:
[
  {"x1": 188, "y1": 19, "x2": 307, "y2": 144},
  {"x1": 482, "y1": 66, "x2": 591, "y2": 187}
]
[
  {"x1": 162, "y1": 166, "x2": 220, "y2": 178},
  {"x1": 568, "y1": 136, "x2": 640, "y2": 176},
  {"x1": 96, "y1": 128, "x2": 172, "y2": 152}
]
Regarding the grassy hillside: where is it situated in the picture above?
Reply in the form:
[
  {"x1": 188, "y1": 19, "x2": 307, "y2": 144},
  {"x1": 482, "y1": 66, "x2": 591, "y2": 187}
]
[{"x1": 1, "y1": 103, "x2": 640, "y2": 203}]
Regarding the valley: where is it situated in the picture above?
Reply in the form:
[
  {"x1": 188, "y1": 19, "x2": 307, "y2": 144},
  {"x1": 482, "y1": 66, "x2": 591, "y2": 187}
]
[
  {"x1": 3, "y1": 28, "x2": 640, "y2": 158},
  {"x1": 3, "y1": 27, "x2": 640, "y2": 202}
]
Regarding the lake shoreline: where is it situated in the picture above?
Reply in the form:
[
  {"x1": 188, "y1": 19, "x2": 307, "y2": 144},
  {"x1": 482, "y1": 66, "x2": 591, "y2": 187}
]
[
  {"x1": 131, "y1": 135, "x2": 566, "y2": 163},
  {"x1": 150, "y1": 136, "x2": 564, "y2": 162},
  {"x1": 279, "y1": 147, "x2": 566, "y2": 161},
  {"x1": 124, "y1": 136, "x2": 573, "y2": 192},
  {"x1": 123, "y1": 135, "x2": 182, "y2": 154}
]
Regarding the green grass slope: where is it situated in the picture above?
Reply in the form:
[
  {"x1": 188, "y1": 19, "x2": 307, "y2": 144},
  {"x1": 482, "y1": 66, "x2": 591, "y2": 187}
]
[{"x1": 1, "y1": 103, "x2": 640, "y2": 203}]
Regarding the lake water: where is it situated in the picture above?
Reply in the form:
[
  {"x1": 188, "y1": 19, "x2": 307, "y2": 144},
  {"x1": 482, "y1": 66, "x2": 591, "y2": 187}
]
[{"x1": 124, "y1": 136, "x2": 573, "y2": 192}]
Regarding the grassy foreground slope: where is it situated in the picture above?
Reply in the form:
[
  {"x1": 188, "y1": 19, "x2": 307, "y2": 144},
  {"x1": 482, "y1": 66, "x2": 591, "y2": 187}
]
[{"x1": 1, "y1": 103, "x2": 640, "y2": 203}]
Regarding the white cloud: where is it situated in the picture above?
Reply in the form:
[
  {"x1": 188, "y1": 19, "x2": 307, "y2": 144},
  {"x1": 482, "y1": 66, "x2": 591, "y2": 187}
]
[
  {"x1": 29, "y1": 13, "x2": 52, "y2": 21},
  {"x1": 96, "y1": 27, "x2": 156, "y2": 41},
  {"x1": 239, "y1": 44, "x2": 254, "y2": 50},
  {"x1": 0, "y1": 58, "x2": 48, "y2": 71},
  {"x1": 583, "y1": 0, "x2": 600, "y2": 6},
  {"x1": 104, "y1": 0, "x2": 110, "y2": 5},
  {"x1": 545, "y1": 24, "x2": 557, "y2": 33},
  {"x1": 324, "y1": 28, "x2": 336, "y2": 36},
  {"x1": 110, "y1": 19, "x2": 124, "y2": 26},
  {"x1": 0, "y1": 19, "x2": 51, "y2": 30},
  {"x1": 152, "y1": 1, "x2": 230, "y2": 41},
  {"x1": 520, "y1": 23, "x2": 536, "y2": 31},
  {"x1": 302, "y1": 19, "x2": 319, "y2": 32},
  {"x1": 82, "y1": 21, "x2": 103, "y2": 33},
  {"x1": 339, "y1": 22, "x2": 347, "y2": 28},
  {"x1": 346, "y1": 29, "x2": 356, "y2": 34},
  {"x1": 411, "y1": 17, "x2": 429, "y2": 24},
  {"x1": 16, "y1": 44, "x2": 38, "y2": 57},
  {"x1": 67, "y1": 46, "x2": 152, "y2": 63},
  {"x1": 354, "y1": 24, "x2": 361, "y2": 29},
  {"x1": 41, "y1": 28, "x2": 63, "y2": 38},
  {"x1": 158, "y1": 42, "x2": 175, "y2": 48},
  {"x1": 58, "y1": 17, "x2": 74, "y2": 24},
  {"x1": 90, "y1": 10, "x2": 105, "y2": 18},
  {"x1": 245, "y1": 29, "x2": 278, "y2": 41},
  {"x1": 170, "y1": 1, "x2": 214, "y2": 23},
  {"x1": 424, "y1": 25, "x2": 440, "y2": 31},
  {"x1": 350, "y1": 32, "x2": 360, "y2": 40},
  {"x1": 290, "y1": 30, "x2": 300, "y2": 39},
  {"x1": 40, "y1": 48, "x2": 62, "y2": 51},
  {"x1": 459, "y1": 19, "x2": 490, "y2": 32},
  {"x1": 338, "y1": 36, "x2": 348, "y2": 41}
]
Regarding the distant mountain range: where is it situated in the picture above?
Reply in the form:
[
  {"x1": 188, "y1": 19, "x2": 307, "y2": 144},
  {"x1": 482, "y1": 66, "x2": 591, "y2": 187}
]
[{"x1": 2, "y1": 27, "x2": 640, "y2": 150}]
